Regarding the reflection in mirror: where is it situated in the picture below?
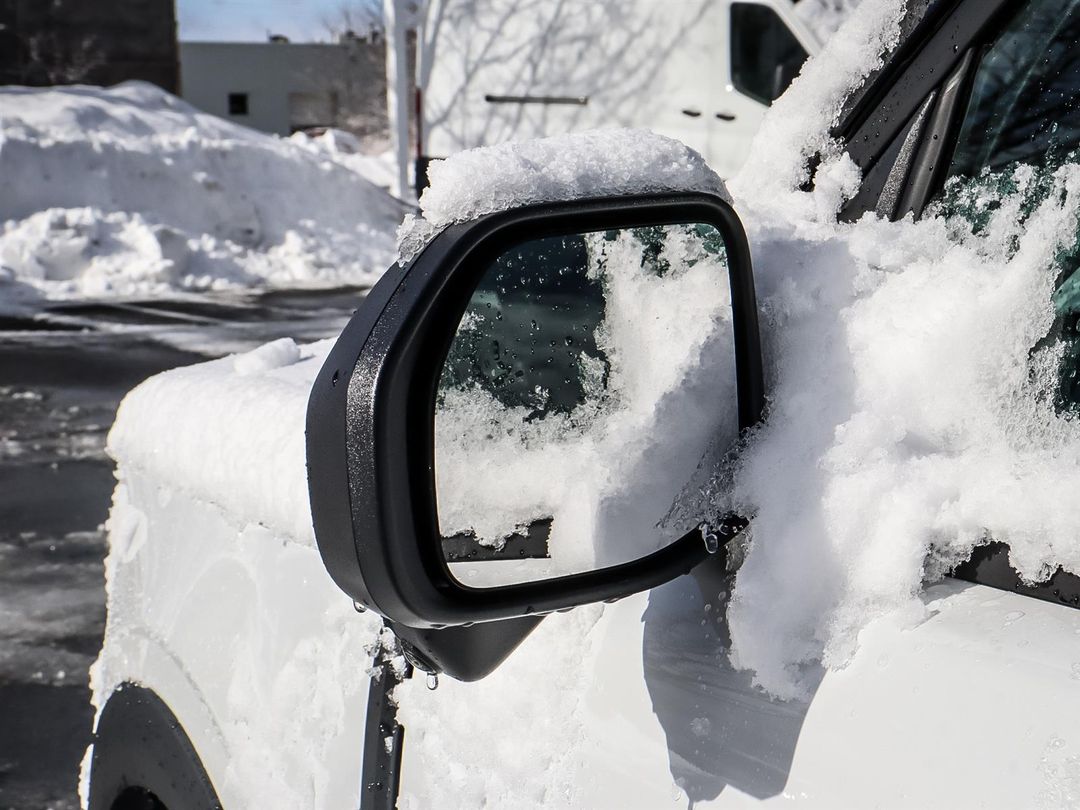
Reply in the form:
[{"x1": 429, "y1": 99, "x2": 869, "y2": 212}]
[{"x1": 435, "y1": 222, "x2": 739, "y2": 587}]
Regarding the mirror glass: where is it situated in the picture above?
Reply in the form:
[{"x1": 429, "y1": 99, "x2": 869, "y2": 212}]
[{"x1": 434, "y1": 222, "x2": 739, "y2": 587}]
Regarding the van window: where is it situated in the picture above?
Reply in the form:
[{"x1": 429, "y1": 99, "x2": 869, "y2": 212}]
[
  {"x1": 949, "y1": 0, "x2": 1080, "y2": 177},
  {"x1": 730, "y1": 3, "x2": 808, "y2": 105},
  {"x1": 941, "y1": 0, "x2": 1080, "y2": 411}
]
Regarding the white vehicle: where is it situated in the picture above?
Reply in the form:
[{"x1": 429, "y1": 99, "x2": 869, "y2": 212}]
[
  {"x1": 402, "y1": 0, "x2": 821, "y2": 185},
  {"x1": 85, "y1": 1, "x2": 1080, "y2": 808}
]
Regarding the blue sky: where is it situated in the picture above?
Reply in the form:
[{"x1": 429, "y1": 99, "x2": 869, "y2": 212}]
[{"x1": 178, "y1": 0, "x2": 379, "y2": 42}]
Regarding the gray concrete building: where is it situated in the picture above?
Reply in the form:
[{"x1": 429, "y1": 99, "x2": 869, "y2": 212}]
[{"x1": 179, "y1": 38, "x2": 388, "y2": 139}]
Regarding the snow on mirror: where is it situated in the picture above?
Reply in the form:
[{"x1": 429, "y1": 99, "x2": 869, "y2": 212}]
[{"x1": 435, "y1": 222, "x2": 739, "y2": 588}]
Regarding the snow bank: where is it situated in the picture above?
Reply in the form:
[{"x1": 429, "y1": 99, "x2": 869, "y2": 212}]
[
  {"x1": 288, "y1": 128, "x2": 400, "y2": 193},
  {"x1": 396, "y1": 130, "x2": 727, "y2": 262},
  {"x1": 0, "y1": 82, "x2": 406, "y2": 299}
]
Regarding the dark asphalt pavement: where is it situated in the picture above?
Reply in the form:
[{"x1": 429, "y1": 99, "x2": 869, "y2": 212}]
[{"x1": 0, "y1": 289, "x2": 360, "y2": 809}]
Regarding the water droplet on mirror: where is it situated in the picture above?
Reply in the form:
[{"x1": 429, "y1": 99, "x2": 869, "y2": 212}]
[
  {"x1": 352, "y1": 600, "x2": 366, "y2": 613},
  {"x1": 426, "y1": 673, "x2": 439, "y2": 691},
  {"x1": 703, "y1": 531, "x2": 720, "y2": 554}
]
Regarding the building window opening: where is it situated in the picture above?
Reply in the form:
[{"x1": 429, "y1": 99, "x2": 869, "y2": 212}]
[{"x1": 228, "y1": 92, "x2": 249, "y2": 116}]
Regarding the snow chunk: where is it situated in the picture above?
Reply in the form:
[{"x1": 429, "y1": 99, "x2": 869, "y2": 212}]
[
  {"x1": 397, "y1": 130, "x2": 728, "y2": 262},
  {"x1": 232, "y1": 338, "x2": 303, "y2": 376},
  {"x1": 0, "y1": 82, "x2": 407, "y2": 300}
]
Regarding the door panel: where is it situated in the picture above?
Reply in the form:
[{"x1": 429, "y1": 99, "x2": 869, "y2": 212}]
[{"x1": 395, "y1": 578, "x2": 1080, "y2": 808}]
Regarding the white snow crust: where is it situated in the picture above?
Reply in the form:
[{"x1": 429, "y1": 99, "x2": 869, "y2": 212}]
[
  {"x1": 0, "y1": 82, "x2": 405, "y2": 300},
  {"x1": 396, "y1": 130, "x2": 728, "y2": 262}
]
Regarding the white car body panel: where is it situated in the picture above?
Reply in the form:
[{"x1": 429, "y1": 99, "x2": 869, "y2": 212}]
[
  {"x1": 97, "y1": 367, "x2": 1080, "y2": 809},
  {"x1": 395, "y1": 575, "x2": 1080, "y2": 809},
  {"x1": 94, "y1": 473, "x2": 381, "y2": 809}
]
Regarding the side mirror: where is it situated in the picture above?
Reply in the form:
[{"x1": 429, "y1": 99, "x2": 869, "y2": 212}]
[{"x1": 307, "y1": 191, "x2": 763, "y2": 679}]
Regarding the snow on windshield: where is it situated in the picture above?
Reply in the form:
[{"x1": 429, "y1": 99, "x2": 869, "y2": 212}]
[{"x1": 0, "y1": 82, "x2": 405, "y2": 301}]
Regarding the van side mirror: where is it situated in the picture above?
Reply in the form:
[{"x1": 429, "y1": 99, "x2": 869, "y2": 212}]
[{"x1": 306, "y1": 192, "x2": 763, "y2": 679}]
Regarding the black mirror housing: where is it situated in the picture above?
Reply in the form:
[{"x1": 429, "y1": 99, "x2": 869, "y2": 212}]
[{"x1": 306, "y1": 192, "x2": 764, "y2": 636}]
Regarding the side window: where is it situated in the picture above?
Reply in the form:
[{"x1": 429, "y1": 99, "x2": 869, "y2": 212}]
[
  {"x1": 941, "y1": 0, "x2": 1080, "y2": 410},
  {"x1": 730, "y1": 3, "x2": 809, "y2": 105},
  {"x1": 949, "y1": 0, "x2": 1080, "y2": 177}
]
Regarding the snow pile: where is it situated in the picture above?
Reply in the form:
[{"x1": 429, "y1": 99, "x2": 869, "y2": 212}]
[
  {"x1": 0, "y1": 82, "x2": 406, "y2": 299},
  {"x1": 288, "y1": 128, "x2": 400, "y2": 193},
  {"x1": 727, "y1": 159, "x2": 1080, "y2": 699},
  {"x1": 396, "y1": 130, "x2": 727, "y2": 262}
]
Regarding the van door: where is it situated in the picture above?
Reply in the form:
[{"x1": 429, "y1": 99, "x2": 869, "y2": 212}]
[{"x1": 417, "y1": 0, "x2": 815, "y2": 180}]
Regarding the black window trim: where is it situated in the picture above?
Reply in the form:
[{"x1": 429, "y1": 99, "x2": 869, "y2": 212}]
[{"x1": 835, "y1": 0, "x2": 1018, "y2": 219}]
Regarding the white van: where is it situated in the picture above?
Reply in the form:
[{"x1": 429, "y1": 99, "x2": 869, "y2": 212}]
[{"x1": 401, "y1": 0, "x2": 821, "y2": 186}]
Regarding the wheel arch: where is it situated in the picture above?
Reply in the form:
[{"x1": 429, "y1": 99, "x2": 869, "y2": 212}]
[{"x1": 87, "y1": 683, "x2": 223, "y2": 810}]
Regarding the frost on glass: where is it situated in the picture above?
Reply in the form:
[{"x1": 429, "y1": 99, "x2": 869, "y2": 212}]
[{"x1": 433, "y1": 223, "x2": 737, "y2": 587}]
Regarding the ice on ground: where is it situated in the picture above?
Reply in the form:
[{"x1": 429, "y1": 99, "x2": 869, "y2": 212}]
[
  {"x1": 396, "y1": 130, "x2": 728, "y2": 262},
  {"x1": 0, "y1": 82, "x2": 407, "y2": 301}
]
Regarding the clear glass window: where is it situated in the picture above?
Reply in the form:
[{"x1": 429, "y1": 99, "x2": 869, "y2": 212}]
[{"x1": 730, "y1": 3, "x2": 808, "y2": 105}]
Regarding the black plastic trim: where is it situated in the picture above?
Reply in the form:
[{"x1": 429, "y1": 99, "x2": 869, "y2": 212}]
[
  {"x1": 359, "y1": 654, "x2": 410, "y2": 810},
  {"x1": 87, "y1": 684, "x2": 222, "y2": 810},
  {"x1": 894, "y1": 47, "x2": 977, "y2": 218},
  {"x1": 839, "y1": 0, "x2": 1012, "y2": 175},
  {"x1": 951, "y1": 542, "x2": 1080, "y2": 609},
  {"x1": 308, "y1": 192, "x2": 764, "y2": 629}
]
